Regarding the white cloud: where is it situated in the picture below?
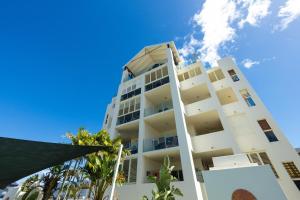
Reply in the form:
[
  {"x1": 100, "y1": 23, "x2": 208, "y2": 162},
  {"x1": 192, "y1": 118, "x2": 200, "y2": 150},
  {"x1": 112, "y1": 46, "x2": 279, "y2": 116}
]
[
  {"x1": 276, "y1": 0, "x2": 300, "y2": 30},
  {"x1": 178, "y1": 0, "x2": 271, "y2": 66},
  {"x1": 193, "y1": 0, "x2": 239, "y2": 66},
  {"x1": 238, "y1": 0, "x2": 271, "y2": 28},
  {"x1": 178, "y1": 34, "x2": 201, "y2": 58},
  {"x1": 242, "y1": 58, "x2": 260, "y2": 68}
]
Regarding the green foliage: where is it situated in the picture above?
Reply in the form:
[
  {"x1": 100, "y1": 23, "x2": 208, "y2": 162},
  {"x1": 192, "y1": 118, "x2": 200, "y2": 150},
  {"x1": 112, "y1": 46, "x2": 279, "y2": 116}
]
[
  {"x1": 20, "y1": 175, "x2": 39, "y2": 200},
  {"x1": 142, "y1": 157, "x2": 183, "y2": 200},
  {"x1": 20, "y1": 165, "x2": 65, "y2": 200},
  {"x1": 67, "y1": 128, "x2": 129, "y2": 200},
  {"x1": 20, "y1": 128, "x2": 127, "y2": 200},
  {"x1": 21, "y1": 174, "x2": 39, "y2": 193},
  {"x1": 41, "y1": 164, "x2": 65, "y2": 200},
  {"x1": 25, "y1": 190, "x2": 40, "y2": 200}
]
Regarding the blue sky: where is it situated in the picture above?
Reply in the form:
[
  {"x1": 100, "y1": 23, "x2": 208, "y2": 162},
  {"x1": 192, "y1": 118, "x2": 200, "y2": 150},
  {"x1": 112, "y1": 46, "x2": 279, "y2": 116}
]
[{"x1": 0, "y1": 0, "x2": 299, "y2": 147}]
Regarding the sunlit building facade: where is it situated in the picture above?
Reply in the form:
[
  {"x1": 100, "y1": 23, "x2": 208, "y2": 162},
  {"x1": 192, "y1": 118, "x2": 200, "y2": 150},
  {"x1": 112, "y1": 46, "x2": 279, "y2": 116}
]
[{"x1": 102, "y1": 42, "x2": 300, "y2": 200}]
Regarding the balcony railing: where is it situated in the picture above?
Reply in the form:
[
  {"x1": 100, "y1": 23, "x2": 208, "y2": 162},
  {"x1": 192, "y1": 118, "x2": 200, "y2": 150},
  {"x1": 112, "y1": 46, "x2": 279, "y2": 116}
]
[
  {"x1": 143, "y1": 135, "x2": 178, "y2": 152},
  {"x1": 144, "y1": 101, "x2": 173, "y2": 117},
  {"x1": 124, "y1": 141, "x2": 138, "y2": 154}
]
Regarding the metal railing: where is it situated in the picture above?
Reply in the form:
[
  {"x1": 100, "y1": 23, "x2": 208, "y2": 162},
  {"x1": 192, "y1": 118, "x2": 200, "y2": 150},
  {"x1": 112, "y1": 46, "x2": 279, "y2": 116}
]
[
  {"x1": 123, "y1": 141, "x2": 138, "y2": 154},
  {"x1": 143, "y1": 135, "x2": 178, "y2": 152}
]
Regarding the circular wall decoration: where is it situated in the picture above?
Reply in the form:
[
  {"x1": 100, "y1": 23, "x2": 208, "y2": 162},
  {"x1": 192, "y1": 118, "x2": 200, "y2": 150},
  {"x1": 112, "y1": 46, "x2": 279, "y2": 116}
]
[{"x1": 232, "y1": 189, "x2": 257, "y2": 200}]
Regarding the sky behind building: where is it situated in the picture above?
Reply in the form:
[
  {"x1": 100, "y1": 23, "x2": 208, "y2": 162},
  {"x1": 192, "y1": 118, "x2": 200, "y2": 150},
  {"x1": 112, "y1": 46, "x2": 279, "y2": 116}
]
[{"x1": 0, "y1": 0, "x2": 299, "y2": 146}]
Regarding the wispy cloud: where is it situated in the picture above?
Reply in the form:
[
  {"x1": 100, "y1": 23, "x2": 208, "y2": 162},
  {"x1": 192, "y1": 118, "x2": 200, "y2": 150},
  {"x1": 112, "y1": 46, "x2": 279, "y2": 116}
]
[
  {"x1": 238, "y1": 0, "x2": 271, "y2": 28},
  {"x1": 179, "y1": 0, "x2": 271, "y2": 66},
  {"x1": 276, "y1": 0, "x2": 300, "y2": 30},
  {"x1": 242, "y1": 58, "x2": 260, "y2": 68}
]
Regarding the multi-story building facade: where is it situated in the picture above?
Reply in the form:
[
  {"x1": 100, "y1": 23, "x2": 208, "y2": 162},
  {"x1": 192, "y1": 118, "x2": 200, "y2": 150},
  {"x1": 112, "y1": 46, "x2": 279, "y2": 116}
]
[{"x1": 102, "y1": 42, "x2": 300, "y2": 200}]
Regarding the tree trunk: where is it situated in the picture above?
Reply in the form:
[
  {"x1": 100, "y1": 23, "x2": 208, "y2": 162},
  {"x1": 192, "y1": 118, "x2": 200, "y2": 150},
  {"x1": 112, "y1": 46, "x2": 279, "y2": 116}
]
[
  {"x1": 95, "y1": 180, "x2": 108, "y2": 200},
  {"x1": 42, "y1": 185, "x2": 53, "y2": 200}
]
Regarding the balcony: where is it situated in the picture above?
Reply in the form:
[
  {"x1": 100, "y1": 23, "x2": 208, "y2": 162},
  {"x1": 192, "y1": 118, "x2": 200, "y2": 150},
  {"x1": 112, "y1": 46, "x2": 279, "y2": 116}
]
[
  {"x1": 144, "y1": 101, "x2": 173, "y2": 117},
  {"x1": 192, "y1": 148, "x2": 234, "y2": 173},
  {"x1": 211, "y1": 78, "x2": 231, "y2": 91},
  {"x1": 179, "y1": 75, "x2": 206, "y2": 91},
  {"x1": 191, "y1": 130, "x2": 235, "y2": 153},
  {"x1": 143, "y1": 149, "x2": 183, "y2": 183},
  {"x1": 216, "y1": 87, "x2": 238, "y2": 106},
  {"x1": 124, "y1": 141, "x2": 138, "y2": 154},
  {"x1": 145, "y1": 169, "x2": 184, "y2": 183},
  {"x1": 184, "y1": 98, "x2": 215, "y2": 116},
  {"x1": 143, "y1": 135, "x2": 178, "y2": 152},
  {"x1": 186, "y1": 110, "x2": 225, "y2": 139},
  {"x1": 222, "y1": 101, "x2": 244, "y2": 116}
]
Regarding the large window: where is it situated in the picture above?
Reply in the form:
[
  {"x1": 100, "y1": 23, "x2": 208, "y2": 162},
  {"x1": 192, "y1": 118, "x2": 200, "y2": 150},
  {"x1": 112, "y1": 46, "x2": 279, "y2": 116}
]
[
  {"x1": 294, "y1": 180, "x2": 300, "y2": 190},
  {"x1": 257, "y1": 119, "x2": 279, "y2": 142},
  {"x1": 120, "y1": 83, "x2": 141, "y2": 102},
  {"x1": 282, "y1": 161, "x2": 300, "y2": 190},
  {"x1": 117, "y1": 97, "x2": 140, "y2": 125},
  {"x1": 123, "y1": 160, "x2": 130, "y2": 182},
  {"x1": 208, "y1": 69, "x2": 225, "y2": 83},
  {"x1": 121, "y1": 158, "x2": 138, "y2": 184},
  {"x1": 177, "y1": 67, "x2": 201, "y2": 82},
  {"x1": 247, "y1": 152, "x2": 278, "y2": 178},
  {"x1": 228, "y1": 69, "x2": 240, "y2": 82},
  {"x1": 129, "y1": 158, "x2": 138, "y2": 183},
  {"x1": 240, "y1": 89, "x2": 256, "y2": 107},
  {"x1": 145, "y1": 66, "x2": 169, "y2": 92},
  {"x1": 283, "y1": 162, "x2": 300, "y2": 178},
  {"x1": 145, "y1": 66, "x2": 168, "y2": 85}
]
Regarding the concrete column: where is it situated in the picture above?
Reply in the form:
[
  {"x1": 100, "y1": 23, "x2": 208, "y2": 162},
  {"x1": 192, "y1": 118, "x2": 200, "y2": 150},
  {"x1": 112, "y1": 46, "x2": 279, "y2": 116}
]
[
  {"x1": 136, "y1": 74, "x2": 146, "y2": 184},
  {"x1": 166, "y1": 46, "x2": 204, "y2": 200}
]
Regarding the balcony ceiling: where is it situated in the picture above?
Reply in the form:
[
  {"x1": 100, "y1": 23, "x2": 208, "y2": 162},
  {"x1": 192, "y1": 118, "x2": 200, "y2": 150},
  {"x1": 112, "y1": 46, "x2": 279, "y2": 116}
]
[
  {"x1": 144, "y1": 147, "x2": 180, "y2": 161},
  {"x1": 181, "y1": 83, "x2": 210, "y2": 104},
  {"x1": 145, "y1": 84, "x2": 171, "y2": 105},
  {"x1": 144, "y1": 110, "x2": 176, "y2": 132},
  {"x1": 125, "y1": 41, "x2": 181, "y2": 76},
  {"x1": 192, "y1": 148, "x2": 233, "y2": 159}
]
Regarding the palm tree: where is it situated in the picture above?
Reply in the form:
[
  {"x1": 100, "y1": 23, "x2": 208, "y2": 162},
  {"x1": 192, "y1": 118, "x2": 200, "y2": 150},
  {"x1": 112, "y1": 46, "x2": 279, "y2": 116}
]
[
  {"x1": 20, "y1": 174, "x2": 40, "y2": 200},
  {"x1": 41, "y1": 165, "x2": 65, "y2": 200},
  {"x1": 67, "y1": 128, "x2": 128, "y2": 200},
  {"x1": 20, "y1": 165, "x2": 66, "y2": 200},
  {"x1": 142, "y1": 156, "x2": 183, "y2": 200}
]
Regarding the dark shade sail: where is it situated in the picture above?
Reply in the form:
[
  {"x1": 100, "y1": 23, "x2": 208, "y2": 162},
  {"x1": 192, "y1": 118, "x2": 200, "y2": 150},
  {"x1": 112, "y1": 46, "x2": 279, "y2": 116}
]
[{"x1": 0, "y1": 137, "x2": 108, "y2": 189}]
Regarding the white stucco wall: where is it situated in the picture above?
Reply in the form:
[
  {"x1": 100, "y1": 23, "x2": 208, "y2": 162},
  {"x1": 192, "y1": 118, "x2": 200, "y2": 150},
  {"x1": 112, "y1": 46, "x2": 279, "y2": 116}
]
[{"x1": 203, "y1": 165, "x2": 287, "y2": 200}]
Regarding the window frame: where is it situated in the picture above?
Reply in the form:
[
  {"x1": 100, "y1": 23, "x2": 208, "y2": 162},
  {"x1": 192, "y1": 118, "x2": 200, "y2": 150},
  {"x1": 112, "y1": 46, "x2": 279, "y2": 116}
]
[
  {"x1": 257, "y1": 119, "x2": 279, "y2": 142},
  {"x1": 282, "y1": 161, "x2": 300, "y2": 179}
]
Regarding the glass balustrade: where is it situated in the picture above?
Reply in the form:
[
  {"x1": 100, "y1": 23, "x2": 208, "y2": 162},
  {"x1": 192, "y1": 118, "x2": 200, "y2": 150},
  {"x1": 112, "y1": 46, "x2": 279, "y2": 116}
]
[
  {"x1": 144, "y1": 101, "x2": 173, "y2": 117},
  {"x1": 143, "y1": 135, "x2": 178, "y2": 152},
  {"x1": 123, "y1": 141, "x2": 138, "y2": 154}
]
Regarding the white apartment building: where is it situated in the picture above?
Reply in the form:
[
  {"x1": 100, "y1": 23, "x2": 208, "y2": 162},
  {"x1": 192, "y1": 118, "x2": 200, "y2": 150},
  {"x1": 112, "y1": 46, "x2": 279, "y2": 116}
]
[{"x1": 102, "y1": 42, "x2": 300, "y2": 200}]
